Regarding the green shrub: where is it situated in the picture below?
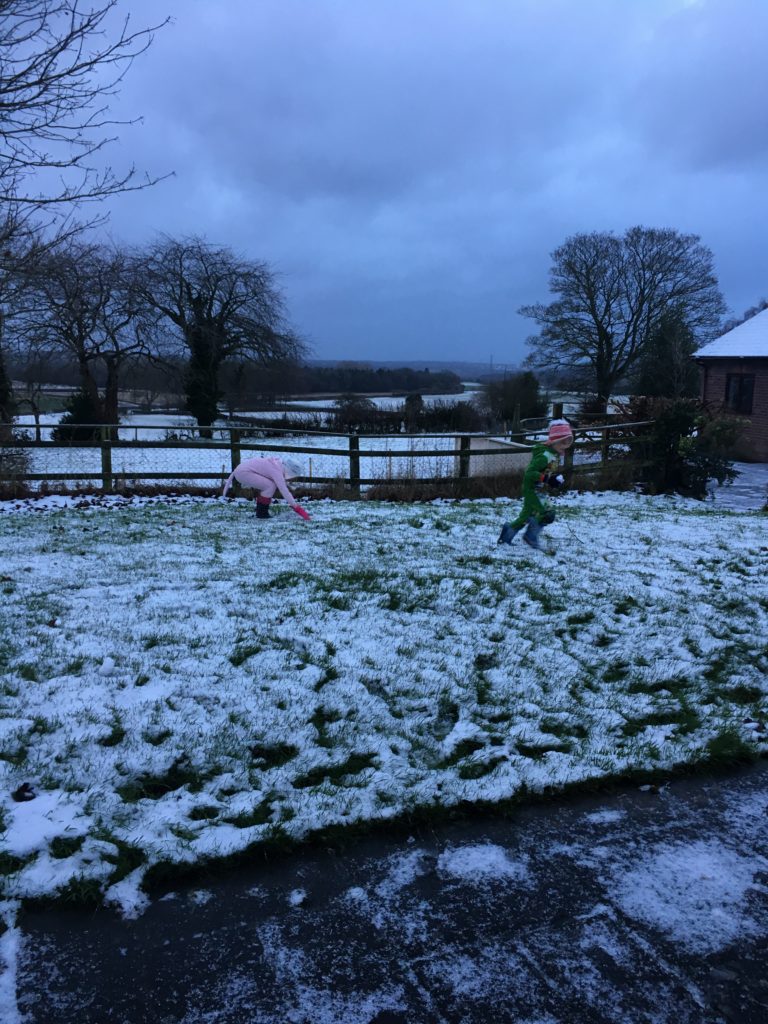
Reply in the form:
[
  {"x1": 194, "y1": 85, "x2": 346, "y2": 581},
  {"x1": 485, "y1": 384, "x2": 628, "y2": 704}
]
[
  {"x1": 51, "y1": 390, "x2": 104, "y2": 442},
  {"x1": 633, "y1": 398, "x2": 740, "y2": 498}
]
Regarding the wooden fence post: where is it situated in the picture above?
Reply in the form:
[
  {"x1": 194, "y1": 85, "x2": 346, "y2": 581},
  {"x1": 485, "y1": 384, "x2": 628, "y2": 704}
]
[
  {"x1": 349, "y1": 434, "x2": 360, "y2": 492},
  {"x1": 225, "y1": 428, "x2": 240, "y2": 495},
  {"x1": 564, "y1": 437, "x2": 574, "y2": 474},
  {"x1": 601, "y1": 427, "x2": 609, "y2": 466},
  {"x1": 552, "y1": 401, "x2": 563, "y2": 419},
  {"x1": 229, "y1": 428, "x2": 241, "y2": 473},
  {"x1": 458, "y1": 435, "x2": 471, "y2": 478},
  {"x1": 100, "y1": 426, "x2": 113, "y2": 492}
]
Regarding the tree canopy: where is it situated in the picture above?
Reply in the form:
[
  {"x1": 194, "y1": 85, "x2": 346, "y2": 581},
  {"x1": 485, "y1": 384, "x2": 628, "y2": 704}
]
[
  {"x1": 520, "y1": 227, "x2": 725, "y2": 410},
  {"x1": 134, "y1": 236, "x2": 305, "y2": 427},
  {"x1": 482, "y1": 370, "x2": 546, "y2": 425},
  {"x1": 0, "y1": 0, "x2": 167, "y2": 435}
]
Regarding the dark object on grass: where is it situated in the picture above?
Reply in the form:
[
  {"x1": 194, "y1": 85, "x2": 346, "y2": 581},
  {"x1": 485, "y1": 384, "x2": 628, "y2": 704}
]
[{"x1": 12, "y1": 782, "x2": 36, "y2": 802}]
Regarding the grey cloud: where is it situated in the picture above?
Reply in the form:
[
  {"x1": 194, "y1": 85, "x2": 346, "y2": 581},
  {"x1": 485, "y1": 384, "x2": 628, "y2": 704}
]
[
  {"x1": 99, "y1": 0, "x2": 768, "y2": 361},
  {"x1": 626, "y1": 0, "x2": 768, "y2": 170}
]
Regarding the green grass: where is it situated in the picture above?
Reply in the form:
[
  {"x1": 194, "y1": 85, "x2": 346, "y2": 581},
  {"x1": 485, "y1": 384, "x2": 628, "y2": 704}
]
[
  {"x1": 0, "y1": 850, "x2": 31, "y2": 875},
  {"x1": 621, "y1": 707, "x2": 701, "y2": 738},
  {"x1": 458, "y1": 755, "x2": 506, "y2": 780},
  {"x1": 49, "y1": 835, "x2": 85, "y2": 859},
  {"x1": 188, "y1": 804, "x2": 220, "y2": 821},
  {"x1": 229, "y1": 643, "x2": 262, "y2": 667},
  {"x1": 249, "y1": 743, "x2": 299, "y2": 769},
  {"x1": 715, "y1": 684, "x2": 765, "y2": 705},
  {"x1": 223, "y1": 801, "x2": 274, "y2": 828},
  {"x1": 310, "y1": 706, "x2": 343, "y2": 748},
  {"x1": 703, "y1": 729, "x2": 759, "y2": 766},
  {"x1": 293, "y1": 752, "x2": 377, "y2": 789},
  {"x1": 98, "y1": 722, "x2": 126, "y2": 747},
  {"x1": 116, "y1": 759, "x2": 207, "y2": 802},
  {"x1": 439, "y1": 738, "x2": 487, "y2": 768}
]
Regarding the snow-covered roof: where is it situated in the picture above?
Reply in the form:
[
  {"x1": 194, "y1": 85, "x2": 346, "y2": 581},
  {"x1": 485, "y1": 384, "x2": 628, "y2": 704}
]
[{"x1": 695, "y1": 307, "x2": 768, "y2": 358}]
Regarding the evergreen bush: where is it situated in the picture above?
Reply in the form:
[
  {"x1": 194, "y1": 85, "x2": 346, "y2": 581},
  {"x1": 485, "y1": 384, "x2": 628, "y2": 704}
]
[
  {"x1": 635, "y1": 398, "x2": 741, "y2": 498},
  {"x1": 51, "y1": 391, "x2": 104, "y2": 442}
]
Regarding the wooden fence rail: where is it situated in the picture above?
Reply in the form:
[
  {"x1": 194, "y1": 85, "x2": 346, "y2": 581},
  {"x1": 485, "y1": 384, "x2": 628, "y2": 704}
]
[{"x1": 1, "y1": 420, "x2": 655, "y2": 494}]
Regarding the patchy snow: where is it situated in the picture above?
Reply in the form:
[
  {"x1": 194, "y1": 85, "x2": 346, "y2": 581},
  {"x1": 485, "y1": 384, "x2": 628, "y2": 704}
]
[
  {"x1": 14, "y1": 761, "x2": 768, "y2": 1023},
  {"x1": 707, "y1": 461, "x2": 768, "y2": 511},
  {"x1": 0, "y1": 903, "x2": 22, "y2": 1024},
  {"x1": 0, "y1": 489, "x2": 766, "y2": 924},
  {"x1": 288, "y1": 888, "x2": 307, "y2": 907},
  {"x1": 437, "y1": 843, "x2": 530, "y2": 884},
  {"x1": 610, "y1": 839, "x2": 766, "y2": 953},
  {"x1": 374, "y1": 850, "x2": 430, "y2": 901},
  {"x1": 584, "y1": 809, "x2": 626, "y2": 825}
]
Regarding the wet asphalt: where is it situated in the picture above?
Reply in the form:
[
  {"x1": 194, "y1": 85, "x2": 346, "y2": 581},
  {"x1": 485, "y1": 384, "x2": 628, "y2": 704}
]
[{"x1": 15, "y1": 761, "x2": 768, "y2": 1024}]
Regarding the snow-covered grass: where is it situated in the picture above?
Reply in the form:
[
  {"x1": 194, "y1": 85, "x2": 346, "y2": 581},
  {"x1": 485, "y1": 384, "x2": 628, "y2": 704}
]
[{"x1": 0, "y1": 490, "x2": 766, "y2": 917}]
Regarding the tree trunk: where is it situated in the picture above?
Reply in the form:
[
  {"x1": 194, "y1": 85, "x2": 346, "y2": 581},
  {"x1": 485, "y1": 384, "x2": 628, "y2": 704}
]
[
  {"x1": 184, "y1": 325, "x2": 220, "y2": 438},
  {"x1": 78, "y1": 359, "x2": 105, "y2": 422},
  {"x1": 0, "y1": 314, "x2": 15, "y2": 442},
  {"x1": 0, "y1": 351, "x2": 14, "y2": 441},
  {"x1": 103, "y1": 359, "x2": 121, "y2": 437}
]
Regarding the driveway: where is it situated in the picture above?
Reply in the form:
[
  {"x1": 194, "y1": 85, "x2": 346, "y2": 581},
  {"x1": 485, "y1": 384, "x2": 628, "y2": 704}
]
[{"x1": 15, "y1": 762, "x2": 768, "y2": 1024}]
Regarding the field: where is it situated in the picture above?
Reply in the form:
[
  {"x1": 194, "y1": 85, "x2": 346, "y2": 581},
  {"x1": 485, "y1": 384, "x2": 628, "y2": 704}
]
[{"x1": 0, "y1": 490, "x2": 766, "y2": 917}]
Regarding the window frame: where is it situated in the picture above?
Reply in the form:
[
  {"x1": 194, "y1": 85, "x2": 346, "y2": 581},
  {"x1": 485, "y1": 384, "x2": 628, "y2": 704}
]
[{"x1": 725, "y1": 373, "x2": 755, "y2": 415}]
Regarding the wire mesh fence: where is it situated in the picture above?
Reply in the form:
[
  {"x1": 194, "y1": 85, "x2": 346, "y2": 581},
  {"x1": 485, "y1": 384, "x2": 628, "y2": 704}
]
[{"x1": 1, "y1": 417, "x2": 655, "y2": 495}]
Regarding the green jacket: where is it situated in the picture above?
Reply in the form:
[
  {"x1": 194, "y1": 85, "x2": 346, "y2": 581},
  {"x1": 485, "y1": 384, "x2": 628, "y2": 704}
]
[{"x1": 510, "y1": 444, "x2": 560, "y2": 527}]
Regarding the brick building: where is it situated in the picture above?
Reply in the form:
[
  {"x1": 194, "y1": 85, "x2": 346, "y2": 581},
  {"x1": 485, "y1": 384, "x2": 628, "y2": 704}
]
[{"x1": 695, "y1": 308, "x2": 768, "y2": 461}]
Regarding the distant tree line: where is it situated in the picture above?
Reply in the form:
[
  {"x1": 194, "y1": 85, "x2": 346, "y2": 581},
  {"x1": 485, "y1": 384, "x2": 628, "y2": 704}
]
[
  {"x1": 276, "y1": 364, "x2": 462, "y2": 397},
  {"x1": 326, "y1": 394, "x2": 487, "y2": 434}
]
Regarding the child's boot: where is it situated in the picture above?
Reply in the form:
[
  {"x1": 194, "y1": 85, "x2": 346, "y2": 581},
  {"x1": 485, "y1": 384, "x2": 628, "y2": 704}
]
[
  {"x1": 255, "y1": 496, "x2": 272, "y2": 519},
  {"x1": 522, "y1": 517, "x2": 542, "y2": 550},
  {"x1": 497, "y1": 523, "x2": 520, "y2": 545}
]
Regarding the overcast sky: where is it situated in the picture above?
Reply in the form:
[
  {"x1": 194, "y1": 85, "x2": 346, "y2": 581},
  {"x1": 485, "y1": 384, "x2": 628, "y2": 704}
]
[{"x1": 100, "y1": 0, "x2": 768, "y2": 366}]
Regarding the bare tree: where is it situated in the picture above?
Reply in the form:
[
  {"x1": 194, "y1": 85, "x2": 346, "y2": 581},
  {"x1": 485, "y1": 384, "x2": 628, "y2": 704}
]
[
  {"x1": 721, "y1": 298, "x2": 768, "y2": 334},
  {"x1": 520, "y1": 227, "x2": 725, "y2": 412},
  {"x1": 12, "y1": 344, "x2": 55, "y2": 439},
  {"x1": 0, "y1": 1, "x2": 169, "y2": 435},
  {"x1": 22, "y1": 239, "x2": 153, "y2": 426},
  {"x1": 134, "y1": 236, "x2": 306, "y2": 431},
  {"x1": 0, "y1": 211, "x2": 50, "y2": 437},
  {"x1": 480, "y1": 371, "x2": 546, "y2": 426},
  {"x1": 0, "y1": 0, "x2": 169, "y2": 209}
]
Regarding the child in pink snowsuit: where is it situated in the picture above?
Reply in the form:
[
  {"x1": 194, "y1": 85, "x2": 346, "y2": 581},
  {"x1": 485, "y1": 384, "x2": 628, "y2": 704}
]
[{"x1": 222, "y1": 457, "x2": 310, "y2": 520}]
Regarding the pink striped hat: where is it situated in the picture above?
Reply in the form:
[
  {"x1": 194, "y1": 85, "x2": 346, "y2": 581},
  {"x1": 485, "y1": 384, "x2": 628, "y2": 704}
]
[{"x1": 547, "y1": 419, "x2": 573, "y2": 445}]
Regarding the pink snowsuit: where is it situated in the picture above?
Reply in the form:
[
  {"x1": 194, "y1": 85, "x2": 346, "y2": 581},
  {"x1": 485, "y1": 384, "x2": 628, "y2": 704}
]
[{"x1": 222, "y1": 457, "x2": 297, "y2": 505}]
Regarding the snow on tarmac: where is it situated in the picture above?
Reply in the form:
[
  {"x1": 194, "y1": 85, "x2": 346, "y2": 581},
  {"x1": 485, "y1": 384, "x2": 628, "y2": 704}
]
[
  {"x1": 12, "y1": 768, "x2": 768, "y2": 1023},
  {"x1": 610, "y1": 838, "x2": 766, "y2": 953}
]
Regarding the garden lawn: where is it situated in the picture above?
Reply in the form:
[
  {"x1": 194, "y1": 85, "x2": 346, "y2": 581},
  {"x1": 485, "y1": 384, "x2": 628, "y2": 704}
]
[{"x1": 0, "y1": 491, "x2": 766, "y2": 917}]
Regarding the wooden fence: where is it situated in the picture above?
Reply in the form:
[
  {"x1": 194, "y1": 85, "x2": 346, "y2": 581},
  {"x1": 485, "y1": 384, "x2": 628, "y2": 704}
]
[{"x1": 0, "y1": 418, "x2": 654, "y2": 494}]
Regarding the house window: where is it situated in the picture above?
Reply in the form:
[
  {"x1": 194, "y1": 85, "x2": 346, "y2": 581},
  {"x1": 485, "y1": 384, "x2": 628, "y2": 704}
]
[{"x1": 725, "y1": 374, "x2": 754, "y2": 415}]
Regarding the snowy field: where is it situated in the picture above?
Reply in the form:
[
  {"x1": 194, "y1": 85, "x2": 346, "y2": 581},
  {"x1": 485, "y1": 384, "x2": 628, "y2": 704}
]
[
  {"x1": 281, "y1": 388, "x2": 482, "y2": 411},
  {"x1": 0, "y1": 489, "x2": 766, "y2": 921}
]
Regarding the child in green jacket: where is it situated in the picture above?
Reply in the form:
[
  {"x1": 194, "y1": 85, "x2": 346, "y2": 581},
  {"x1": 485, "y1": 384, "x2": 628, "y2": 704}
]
[{"x1": 497, "y1": 419, "x2": 573, "y2": 549}]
